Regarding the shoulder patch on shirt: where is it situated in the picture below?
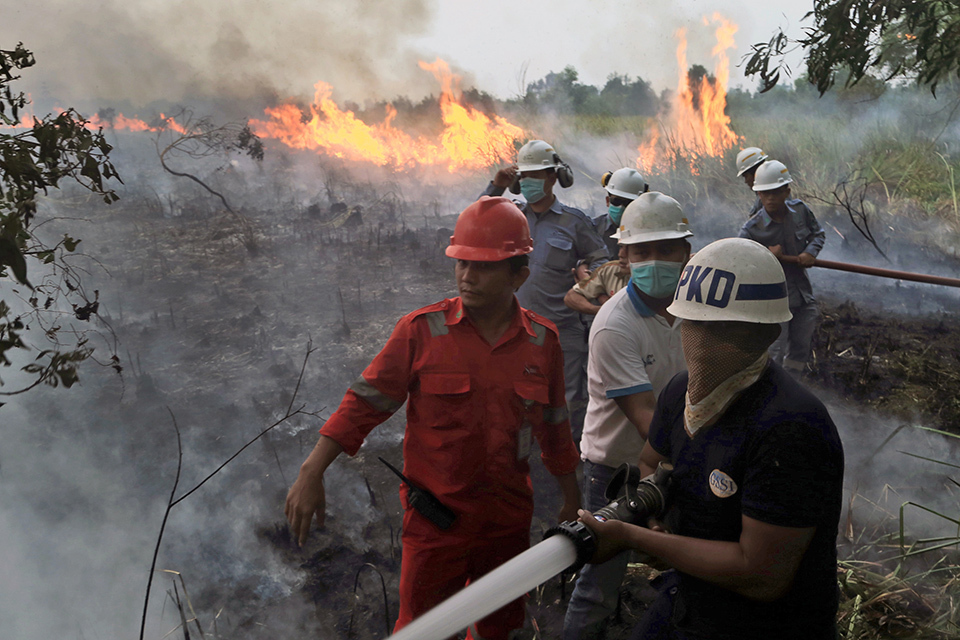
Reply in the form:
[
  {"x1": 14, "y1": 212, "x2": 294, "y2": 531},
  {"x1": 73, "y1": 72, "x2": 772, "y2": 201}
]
[
  {"x1": 524, "y1": 309, "x2": 560, "y2": 344},
  {"x1": 709, "y1": 469, "x2": 738, "y2": 498},
  {"x1": 422, "y1": 310, "x2": 448, "y2": 337},
  {"x1": 408, "y1": 300, "x2": 454, "y2": 337},
  {"x1": 742, "y1": 213, "x2": 762, "y2": 230},
  {"x1": 558, "y1": 204, "x2": 594, "y2": 227},
  {"x1": 529, "y1": 321, "x2": 546, "y2": 346}
]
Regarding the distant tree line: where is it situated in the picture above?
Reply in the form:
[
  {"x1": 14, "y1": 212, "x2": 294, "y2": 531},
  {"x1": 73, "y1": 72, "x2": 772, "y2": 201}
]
[
  {"x1": 347, "y1": 66, "x2": 667, "y2": 127},
  {"x1": 509, "y1": 66, "x2": 662, "y2": 118}
]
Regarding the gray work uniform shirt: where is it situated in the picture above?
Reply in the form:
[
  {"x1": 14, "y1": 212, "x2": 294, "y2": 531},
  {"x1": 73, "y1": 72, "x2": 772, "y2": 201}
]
[
  {"x1": 739, "y1": 198, "x2": 825, "y2": 306},
  {"x1": 481, "y1": 183, "x2": 610, "y2": 330},
  {"x1": 593, "y1": 212, "x2": 620, "y2": 261}
]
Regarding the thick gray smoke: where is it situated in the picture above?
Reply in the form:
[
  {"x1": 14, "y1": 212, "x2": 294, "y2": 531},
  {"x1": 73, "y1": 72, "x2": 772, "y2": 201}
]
[
  {"x1": 3, "y1": 4, "x2": 960, "y2": 634},
  {"x1": 2, "y1": 0, "x2": 440, "y2": 110}
]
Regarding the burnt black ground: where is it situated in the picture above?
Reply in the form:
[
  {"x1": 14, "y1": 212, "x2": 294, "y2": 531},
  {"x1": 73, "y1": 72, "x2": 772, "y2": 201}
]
[{"x1": 7, "y1": 185, "x2": 960, "y2": 639}]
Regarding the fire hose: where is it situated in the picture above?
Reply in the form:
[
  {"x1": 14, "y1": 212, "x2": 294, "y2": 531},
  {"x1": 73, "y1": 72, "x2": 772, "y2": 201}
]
[
  {"x1": 779, "y1": 254, "x2": 960, "y2": 288},
  {"x1": 385, "y1": 462, "x2": 673, "y2": 640}
]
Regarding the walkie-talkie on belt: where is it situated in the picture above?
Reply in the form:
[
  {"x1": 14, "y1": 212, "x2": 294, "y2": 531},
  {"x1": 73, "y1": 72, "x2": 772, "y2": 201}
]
[{"x1": 379, "y1": 457, "x2": 457, "y2": 530}]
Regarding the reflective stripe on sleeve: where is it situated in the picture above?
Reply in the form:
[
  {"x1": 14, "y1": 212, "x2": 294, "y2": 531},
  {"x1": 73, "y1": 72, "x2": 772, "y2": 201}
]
[
  {"x1": 349, "y1": 376, "x2": 404, "y2": 414},
  {"x1": 543, "y1": 405, "x2": 569, "y2": 424}
]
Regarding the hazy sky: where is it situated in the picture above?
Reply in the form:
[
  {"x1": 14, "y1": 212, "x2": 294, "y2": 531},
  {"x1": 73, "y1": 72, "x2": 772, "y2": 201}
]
[
  {"x1": 2, "y1": 0, "x2": 811, "y2": 110},
  {"x1": 414, "y1": 0, "x2": 809, "y2": 99}
]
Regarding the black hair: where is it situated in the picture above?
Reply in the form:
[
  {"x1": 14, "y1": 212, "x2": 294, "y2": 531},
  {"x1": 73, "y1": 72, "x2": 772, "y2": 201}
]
[{"x1": 507, "y1": 254, "x2": 530, "y2": 274}]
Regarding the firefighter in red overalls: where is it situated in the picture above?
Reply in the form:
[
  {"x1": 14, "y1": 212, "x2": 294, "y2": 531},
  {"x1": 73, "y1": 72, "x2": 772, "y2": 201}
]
[{"x1": 285, "y1": 196, "x2": 581, "y2": 639}]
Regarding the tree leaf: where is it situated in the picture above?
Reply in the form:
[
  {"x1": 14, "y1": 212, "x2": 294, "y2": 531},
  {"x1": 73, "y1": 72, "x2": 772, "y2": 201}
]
[{"x1": 0, "y1": 236, "x2": 29, "y2": 287}]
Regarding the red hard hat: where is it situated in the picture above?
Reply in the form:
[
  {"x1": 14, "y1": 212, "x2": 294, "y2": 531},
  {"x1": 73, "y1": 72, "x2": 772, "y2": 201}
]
[{"x1": 446, "y1": 196, "x2": 533, "y2": 261}]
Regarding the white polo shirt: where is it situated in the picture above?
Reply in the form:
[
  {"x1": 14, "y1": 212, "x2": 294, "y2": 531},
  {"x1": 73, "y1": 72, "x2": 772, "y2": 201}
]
[{"x1": 580, "y1": 283, "x2": 686, "y2": 468}]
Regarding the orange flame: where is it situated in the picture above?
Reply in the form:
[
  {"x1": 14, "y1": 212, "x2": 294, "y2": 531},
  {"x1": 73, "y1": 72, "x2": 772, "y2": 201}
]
[
  {"x1": 2, "y1": 109, "x2": 187, "y2": 135},
  {"x1": 637, "y1": 13, "x2": 740, "y2": 173},
  {"x1": 249, "y1": 58, "x2": 525, "y2": 172},
  {"x1": 86, "y1": 112, "x2": 188, "y2": 134}
]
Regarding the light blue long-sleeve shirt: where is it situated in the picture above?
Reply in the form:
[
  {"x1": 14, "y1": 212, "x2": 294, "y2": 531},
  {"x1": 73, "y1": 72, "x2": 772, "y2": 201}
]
[
  {"x1": 739, "y1": 198, "x2": 825, "y2": 306},
  {"x1": 481, "y1": 182, "x2": 610, "y2": 329}
]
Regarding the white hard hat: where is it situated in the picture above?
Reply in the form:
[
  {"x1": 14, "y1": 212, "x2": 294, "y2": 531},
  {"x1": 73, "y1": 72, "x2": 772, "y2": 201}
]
[
  {"x1": 603, "y1": 168, "x2": 648, "y2": 200},
  {"x1": 752, "y1": 160, "x2": 793, "y2": 192},
  {"x1": 667, "y1": 237, "x2": 792, "y2": 323},
  {"x1": 614, "y1": 192, "x2": 693, "y2": 245},
  {"x1": 736, "y1": 147, "x2": 768, "y2": 177},
  {"x1": 516, "y1": 140, "x2": 562, "y2": 172}
]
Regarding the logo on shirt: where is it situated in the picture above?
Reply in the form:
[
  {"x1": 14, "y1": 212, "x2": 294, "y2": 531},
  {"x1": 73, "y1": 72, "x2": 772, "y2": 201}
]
[
  {"x1": 709, "y1": 469, "x2": 738, "y2": 498},
  {"x1": 642, "y1": 354, "x2": 656, "y2": 366}
]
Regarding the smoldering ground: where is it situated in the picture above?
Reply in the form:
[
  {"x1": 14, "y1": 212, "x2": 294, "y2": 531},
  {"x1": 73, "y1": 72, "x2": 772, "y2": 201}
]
[
  {"x1": 1, "y1": 123, "x2": 958, "y2": 639},
  {"x1": 3, "y1": 21, "x2": 960, "y2": 630}
]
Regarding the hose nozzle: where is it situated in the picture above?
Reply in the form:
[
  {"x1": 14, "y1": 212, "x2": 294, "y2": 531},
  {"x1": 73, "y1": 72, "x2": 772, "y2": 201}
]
[{"x1": 544, "y1": 461, "x2": 673, "y2": 572}]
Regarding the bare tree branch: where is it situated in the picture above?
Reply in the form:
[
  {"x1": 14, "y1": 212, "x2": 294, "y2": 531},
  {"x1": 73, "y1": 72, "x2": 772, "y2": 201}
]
[{"x1": 141, "y1": 408, "x2": 183, "y2": 640}]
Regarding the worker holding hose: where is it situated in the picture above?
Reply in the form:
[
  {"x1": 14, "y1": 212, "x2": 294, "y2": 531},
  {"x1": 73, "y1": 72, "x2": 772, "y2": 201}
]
[
  {"x1": 739, "y1": 160, "x2": 825, "y2": 377},
  {"x1": 285, "y1": 196, "x2": 581, "y2": 640},
  {"x1": 563, "y1": 192, "x2": 692, "y2": 639},
  {"x1": 579, "y1": 238, "x2": 844, "y2": 640}
]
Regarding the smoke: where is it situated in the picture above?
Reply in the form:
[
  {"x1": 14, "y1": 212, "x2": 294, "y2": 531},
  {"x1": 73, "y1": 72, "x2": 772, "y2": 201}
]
[
  {"x1": 3, "y1": 7, "x2": 960, "y2": 633},
  {"x1": 824, "y1": 391, "x2": 960, "y2": 547},
  {"x1": 2, "y1": 0, "x2": 439, "y2": 110}
]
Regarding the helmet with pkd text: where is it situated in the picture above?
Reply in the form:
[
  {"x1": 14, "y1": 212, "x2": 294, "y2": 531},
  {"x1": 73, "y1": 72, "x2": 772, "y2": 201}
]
[
  {"x1": 736, "y1": 147, "x2": 768, "y2": 177},
  {"x1": 614, "y1": 191, "x2": 693, "y2": 245},
  {"x1": 515, "y1": 139, "x2": 574, "y2": 188},
  {"x1": 602, "y1": 167, "x2": 649, "y2": 200},
  {"x1": 752, "y1": 160, "x2": 793, "y2": 192},
  {"x1": 446, "y1": 196, "x2": 533, "y2": 261},
  {"x1": 667, "y1": 237, "x2": 792, "y2": 323}
]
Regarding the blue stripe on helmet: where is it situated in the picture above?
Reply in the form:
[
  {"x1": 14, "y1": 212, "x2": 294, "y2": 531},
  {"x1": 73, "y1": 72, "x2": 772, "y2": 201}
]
[{"x1": 736, "y1": 282, "x2": 787, "y2": 301}]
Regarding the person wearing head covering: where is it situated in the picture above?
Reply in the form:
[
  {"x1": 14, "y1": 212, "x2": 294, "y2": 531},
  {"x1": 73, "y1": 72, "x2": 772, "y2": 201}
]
[
  {"x1": 579, "y1": 237, "x2": 844, "y2": 640},
  {"x1": 563, "y1": 192, "x2": 692, "y2": 639}
]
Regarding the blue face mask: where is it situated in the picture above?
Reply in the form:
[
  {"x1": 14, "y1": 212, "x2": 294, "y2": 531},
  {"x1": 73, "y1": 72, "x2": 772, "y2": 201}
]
[
  {"x1": 630, "y1": 260, "x2": 684, "y2": 299},
  {"x1": 519, "y1": 177, "x2": 547, "y2": 203},
  {"x1": 608, "y1": 204, "x2": 626, "y2": 226}
]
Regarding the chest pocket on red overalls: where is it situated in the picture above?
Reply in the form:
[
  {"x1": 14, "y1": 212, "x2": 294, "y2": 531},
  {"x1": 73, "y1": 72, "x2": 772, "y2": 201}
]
[
  {"x1": 417, "y1": 370, "x2": 481, "y2": 482},
  {"x1": 417, "y1": 370, "x2": 472, "y2": 435},
  {"x1": 420, "y1": 371, "x2": 471, "y2": 396}
]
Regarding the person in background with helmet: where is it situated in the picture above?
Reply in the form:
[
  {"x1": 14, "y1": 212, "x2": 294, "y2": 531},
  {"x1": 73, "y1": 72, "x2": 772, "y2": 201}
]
[
  {"x1": 563, "y1": 193, "x2": 692, "y2": 640},
  {"x1": 735, "y1": 147, "x2": 768, "y2": 216},
  {"x1": 597, "y1": 167, "x2": 649, "y2": 258},
  {"x1": 561, "y1": 168, "x2": 649, "y2": 318},
  {"x1": 285, "y1": 196, "x2": 581, "y2": 640},
  {"x1": 483, "y1": 140, "x2": 610, "y2": 442},
  {"x1": 577, "y1": 237, "x2": 844, "y2": 640},
  {"x1": 739, "y1": 159, "x2": 825, "y2": 377}
]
